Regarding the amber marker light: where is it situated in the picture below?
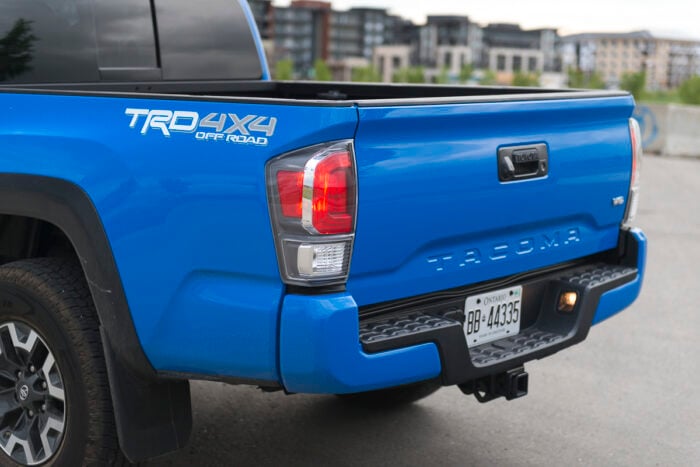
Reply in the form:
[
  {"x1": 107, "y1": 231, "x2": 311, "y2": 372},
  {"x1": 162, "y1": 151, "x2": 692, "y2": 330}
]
[{"x1": 558, "y1": 291, "x2": 578, "y2": 313}]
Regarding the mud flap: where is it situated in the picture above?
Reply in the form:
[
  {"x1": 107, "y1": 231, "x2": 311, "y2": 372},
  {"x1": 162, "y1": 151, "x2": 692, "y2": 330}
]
[{"x1": 101, "y1": 329, "x2": 192, "y2": 462}]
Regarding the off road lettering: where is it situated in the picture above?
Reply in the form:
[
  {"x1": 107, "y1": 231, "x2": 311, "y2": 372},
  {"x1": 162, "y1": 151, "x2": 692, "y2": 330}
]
[{"x1": 125, "y1": 108, "x2": 277, "y2": 146}]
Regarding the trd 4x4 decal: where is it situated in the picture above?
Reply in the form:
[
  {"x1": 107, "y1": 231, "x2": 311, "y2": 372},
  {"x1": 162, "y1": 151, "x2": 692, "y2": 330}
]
[{"x1": 125, "y1": 108, "x2": 277, "y2": 146}]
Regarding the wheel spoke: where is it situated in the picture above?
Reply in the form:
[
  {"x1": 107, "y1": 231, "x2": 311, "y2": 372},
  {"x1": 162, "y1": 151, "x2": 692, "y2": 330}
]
[
  {"x1": 0, "y1": 328, "x2": 24, "y2": 370},
  {"x1": 8, "y1": 323, "x2": 39, "y2": 356},
  {"x1": 0, "y1": 388, "x2": 19, "y2": 414},
  {"x1": 40, "y1": 353, "x2": 64, "y2": 402},
  {"x1": 39, "y1": 415, "x2": 64, "y2": 460},
  {"x1": 2, "y1": 433, "x2": 35, "y2": 465}
]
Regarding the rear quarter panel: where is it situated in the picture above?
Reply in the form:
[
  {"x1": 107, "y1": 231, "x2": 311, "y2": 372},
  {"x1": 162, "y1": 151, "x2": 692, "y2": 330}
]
[{"x1": 0, "y1": 91, "x2": 357, "y2": 381}]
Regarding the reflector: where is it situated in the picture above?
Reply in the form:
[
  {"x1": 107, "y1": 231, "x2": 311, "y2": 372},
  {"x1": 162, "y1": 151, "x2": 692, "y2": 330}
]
[{"x1": 297, "y1": 242, "x2": 348, "y2": 276}]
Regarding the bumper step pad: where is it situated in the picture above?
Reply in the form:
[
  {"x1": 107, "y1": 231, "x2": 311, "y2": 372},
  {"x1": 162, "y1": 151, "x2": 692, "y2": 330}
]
[
  {"x1": 358, "y1": 261, "x2": 638, "y2": 385},
  {"x1": 360, "y1": 313, "x2": 457, "y2": 347},
  {"x1": 469, "y1": 329, "x2": 565, "y2": 366}
]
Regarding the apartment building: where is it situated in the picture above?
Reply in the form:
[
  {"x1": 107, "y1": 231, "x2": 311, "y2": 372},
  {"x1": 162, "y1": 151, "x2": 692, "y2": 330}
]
[
  {"x1": 373, "y1": 45, "x2": 412, "y2": 82},
  {"x1": 248, "y1": 0, "x2": 273, "y2": 40},
  {"x1": 562, "y1": 31, "x2": 700, "y2": 90},
  {"x1": 250, "y1": 2, "x2": 700, "y2": 90},
  {"x1": 418, "y1": 16, "x2": 482, "y2": 69},
  {"x1": 271, "y1": 1, "x2": 331, "y2": 77},
  {"x1": 482, "y1": 23, "x2": 558, "y2": 72}
]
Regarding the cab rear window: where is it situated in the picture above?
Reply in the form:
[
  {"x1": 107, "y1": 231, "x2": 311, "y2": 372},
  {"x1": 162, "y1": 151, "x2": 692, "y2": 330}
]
[
  {"x1": 0, "y1": 0, "x2": 99, "y2": 83},
  {"x1": 0, "y1": 0, "x2": 262, "y2": 84}
]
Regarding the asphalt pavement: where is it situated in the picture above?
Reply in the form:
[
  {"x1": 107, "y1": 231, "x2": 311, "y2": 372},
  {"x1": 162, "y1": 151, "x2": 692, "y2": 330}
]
[{"x1": 149, "y1": 155, "x2": 700, "y2": 467}]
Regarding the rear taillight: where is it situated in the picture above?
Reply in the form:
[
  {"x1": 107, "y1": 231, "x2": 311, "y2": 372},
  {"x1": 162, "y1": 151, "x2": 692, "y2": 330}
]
[
  {"x1": 266, "y1": 140, "x2": 357, "y2": 286},
  {"x1": 624, "y1": 118, "x2": 642, "y2": 226}
]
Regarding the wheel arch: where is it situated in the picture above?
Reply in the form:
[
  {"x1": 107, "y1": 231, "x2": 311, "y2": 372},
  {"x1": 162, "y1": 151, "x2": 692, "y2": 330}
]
[
  {"x1": 0, "y1": 174, "x2": 192, "y2": 462},
  {"x1": 0, "y1": 173, "x2": 154, "y2": 378}
]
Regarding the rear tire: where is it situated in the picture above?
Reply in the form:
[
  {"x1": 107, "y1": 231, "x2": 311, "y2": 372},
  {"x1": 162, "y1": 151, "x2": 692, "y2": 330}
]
[
  {"x1": 0, "y1": 258, "x2": 128, "y2": 466},
  {"x1": 336, "y1": 380, "x2": 441, "y2": 409}
]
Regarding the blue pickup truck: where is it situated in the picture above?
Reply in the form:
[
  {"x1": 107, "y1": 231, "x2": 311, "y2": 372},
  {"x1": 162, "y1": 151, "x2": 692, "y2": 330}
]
[{"x1": 0, "y1": 0, "x2": 646, "y2": 465}]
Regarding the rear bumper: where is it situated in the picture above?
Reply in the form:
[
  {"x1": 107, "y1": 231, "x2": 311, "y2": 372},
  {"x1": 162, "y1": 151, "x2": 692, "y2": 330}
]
[{"x1": 279, "y1": 228, "x2": 646, "y2": 394}]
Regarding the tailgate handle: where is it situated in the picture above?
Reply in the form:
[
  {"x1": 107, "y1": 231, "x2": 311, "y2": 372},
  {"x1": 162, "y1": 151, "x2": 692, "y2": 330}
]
[{"x1": 498, "y1": 144, "x2": 548, "y2": 182}]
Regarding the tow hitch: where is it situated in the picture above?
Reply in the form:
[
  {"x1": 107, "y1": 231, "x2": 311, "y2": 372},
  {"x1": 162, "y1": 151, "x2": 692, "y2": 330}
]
[{"x1": 459, "y1": 367, "x2": 529, "y2": 403}]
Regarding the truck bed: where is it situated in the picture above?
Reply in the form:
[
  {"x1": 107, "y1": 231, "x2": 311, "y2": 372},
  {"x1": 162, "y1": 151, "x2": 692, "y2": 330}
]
[{"x1": 1, "y1": 80, "x2": 628, "y2": 106}]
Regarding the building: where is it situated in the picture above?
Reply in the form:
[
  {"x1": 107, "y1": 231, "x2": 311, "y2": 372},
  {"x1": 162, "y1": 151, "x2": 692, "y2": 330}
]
[
  {"x1": 272, "y1": 1, "x2": 331, "y2": 77},
  {"x1": 329, "y1": 9, "x2": 363, "y2": 60},
  {"x1": 435, "y1": 45, "x2": 472, "y2": 76},
  {"x1": 329, "y1": 56, "x2": 370, "y2": 81},
  {"x1": 482, "y1": 23, "x2": 559, "y2": 72},
  {"x1": 385, "y1": 15, "x2": 420, "y2": 48},
  {"x1": 418, "y1": 15, "x2": 482, "y2": 70},
  {"x1": 562, "y1": 31, "x2": 700, "y2": 90},
  {"x1": 327, "y1": 8, "x2": 400, "y2": 62},
  {"x1": 488, "y1": 47, "x2": 544, "y2": 74},
  {"x1": 268, "y1": 2, "x2": 399, "y2": 77},
  {"x1": 373, "y1": 45, "x2": 412, "y2": 82},
  {"x1": 247, "y1": 0, "x2": 274, "y2": 40},
  {"x1": 251, "y1": 2, "x2": 700, "y2": 90},
  {"x1": 251, "y1": 4, "x2": 561, "y2": 84},
  {"x1": 349, "y1": 8, "x2": 391, "y2": 60}
]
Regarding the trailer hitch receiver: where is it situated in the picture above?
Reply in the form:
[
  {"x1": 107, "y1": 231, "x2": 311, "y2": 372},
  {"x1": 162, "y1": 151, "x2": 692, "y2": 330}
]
[{"x1": 459, "y1": 367, "x2": 529, "y2": 403}]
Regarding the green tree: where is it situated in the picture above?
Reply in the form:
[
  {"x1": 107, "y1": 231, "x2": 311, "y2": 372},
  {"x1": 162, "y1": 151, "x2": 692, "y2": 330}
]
[
  {"x1": 588, "y1": 72, "x2": 606, "y2": 89},
  {"x1": 274, "y1": 59, "x2": 294, "y2": 80},
  {"x1": 512, "y1": 72, "x2": 540, "y2": 87},
  {"x1": 620, "y1": 71, "x2": 646, "y2": 100},
  {"x1": 436, "y1": 67, "x2": 450, "y2": 84},
  {"x1": 0, "y1": 19, "x2": 38, "y2": 81},
  {"x1": 351, "y1": 66, "x2": 381, "y2": 82},
  {"x1": 567, "y1": 68, "x2": 605, "y2": 89},
  {"x1": 313, "y1": 59, "x2": 332, "y2": 81},
  {"x1": 679, "y1": 75, "x2": 700, "y2": 105},
  {"x1": 480, "y1": 69, "x2": 497, "y2": 85},
  {"x1": 459, "y1": 64, "x2": 474, "y2": 83},
  {"x1": 393, "y1": 67, "x2": 426, "y2": 83}
]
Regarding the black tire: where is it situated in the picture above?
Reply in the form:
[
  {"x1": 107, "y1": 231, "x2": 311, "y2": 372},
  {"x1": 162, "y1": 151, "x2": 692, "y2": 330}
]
[
  {"x1": 336, "y1": 380, "x2": 441, "y2": 409},
  {"x1": 0, "y1": 258, "x2": 129, "y2": 466}
]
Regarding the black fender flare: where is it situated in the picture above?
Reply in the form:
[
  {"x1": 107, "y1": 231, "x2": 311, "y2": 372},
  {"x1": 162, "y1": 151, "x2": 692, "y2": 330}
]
[
  {"x1": 0, "y1": 174, "x2": 190, "y2": 461},
  {"x1": 0, "y1": 174, "x2": 153, "y2": 377}
]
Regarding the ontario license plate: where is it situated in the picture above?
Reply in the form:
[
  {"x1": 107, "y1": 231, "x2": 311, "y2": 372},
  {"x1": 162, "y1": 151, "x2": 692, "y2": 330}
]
[{"x1": 464, "y1": 286, "x2": 522, "y2": 348}]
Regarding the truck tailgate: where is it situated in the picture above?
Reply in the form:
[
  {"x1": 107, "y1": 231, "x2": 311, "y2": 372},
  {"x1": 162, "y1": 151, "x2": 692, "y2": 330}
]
[{"x1": 348, "y1": 95, "x2": 635, "y2": 306}]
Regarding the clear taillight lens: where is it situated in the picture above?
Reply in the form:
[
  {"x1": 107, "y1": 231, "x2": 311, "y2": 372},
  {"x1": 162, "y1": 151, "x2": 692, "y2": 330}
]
[
  {"x1": 624, "y1": 118, "x2": 642, "y2": 226},
  {"x1": 266, "y1": 140, "x2": 357, "y2": 286}
]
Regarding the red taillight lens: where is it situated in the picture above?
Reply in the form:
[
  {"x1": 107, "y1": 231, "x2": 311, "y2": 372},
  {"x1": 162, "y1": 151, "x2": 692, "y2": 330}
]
[
  {"x1": 311, "y1": 151, "x2": 354, "y2": 234},
  {"x1": 274, "y1": 150, "x2": 356, "y2": 234},
  {"x1": 266, "y1": 140, "x2": 357, "y2": 287},
  {"x1": 277, "y1": 170, "x2": 304, "y2": 218}
]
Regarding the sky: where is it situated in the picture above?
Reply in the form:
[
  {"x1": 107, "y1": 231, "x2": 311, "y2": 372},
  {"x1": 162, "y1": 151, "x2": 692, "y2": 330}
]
[{"x1": 275, "y1": 0, "x2": 700, "y2": 39}]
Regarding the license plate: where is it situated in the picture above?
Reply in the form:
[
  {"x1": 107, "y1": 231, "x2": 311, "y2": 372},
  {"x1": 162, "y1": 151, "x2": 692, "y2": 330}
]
[{"x1": 464, "y1": 286, "x2": 522, "y2": 348}]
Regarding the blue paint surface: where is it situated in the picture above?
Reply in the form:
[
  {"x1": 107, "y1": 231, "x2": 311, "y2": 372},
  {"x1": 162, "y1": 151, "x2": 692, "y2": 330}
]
[
  {"x1": 279, "y1": 293, "x2": 441, "y2": 394},
  {"x1": 0, "y1": 86, "x2": 645, "y2": 391},
  {"x1": 592, "y1": 228, "x2": 647, "y2": 325},
  {"x1": 349, "y1": 95, "x2": 637, "y2": 307},
  {"x1": 0, "y1": 91, "x2": 357, "y2": 381}
]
